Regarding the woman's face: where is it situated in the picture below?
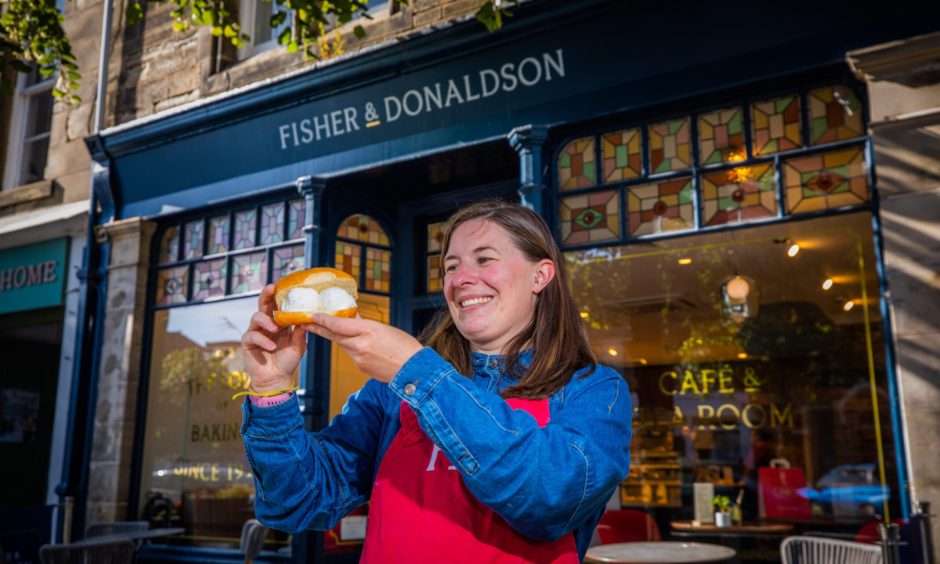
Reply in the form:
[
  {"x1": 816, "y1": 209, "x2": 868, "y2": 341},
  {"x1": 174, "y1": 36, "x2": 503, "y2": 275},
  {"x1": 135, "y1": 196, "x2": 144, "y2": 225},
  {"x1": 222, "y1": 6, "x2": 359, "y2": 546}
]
[{"x1": 443, "y1": 219, "x2": 554, "y2": 355}]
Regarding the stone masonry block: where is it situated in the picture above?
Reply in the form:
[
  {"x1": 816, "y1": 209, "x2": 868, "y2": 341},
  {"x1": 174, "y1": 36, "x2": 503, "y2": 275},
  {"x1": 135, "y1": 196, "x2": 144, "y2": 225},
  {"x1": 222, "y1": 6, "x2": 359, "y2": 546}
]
[
  {"x1": 66, "y1": 102, "x2": 94, "y2": 141},
  {"x1": 414, "y1": 6, "x2": 444, "y2": 28},
  {"x1": 43, "y1": 139, "x2": 91, "y2": 179},
  {"x1": 442, "y1": 0, "x2": 486, "y2": 19}
]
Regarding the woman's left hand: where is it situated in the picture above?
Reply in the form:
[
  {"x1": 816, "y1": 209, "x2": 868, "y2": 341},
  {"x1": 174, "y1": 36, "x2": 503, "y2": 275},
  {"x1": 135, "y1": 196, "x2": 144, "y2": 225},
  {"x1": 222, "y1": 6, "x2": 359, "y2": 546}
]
[{"x1": 303, "y1": 315, "x2": 424, "y2": 383}]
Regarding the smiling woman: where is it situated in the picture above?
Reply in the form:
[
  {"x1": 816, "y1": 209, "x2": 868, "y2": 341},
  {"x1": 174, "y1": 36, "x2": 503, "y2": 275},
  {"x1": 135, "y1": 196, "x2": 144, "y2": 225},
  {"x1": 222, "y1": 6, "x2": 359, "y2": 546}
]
[{"x1": 239, "y1": 199, "x2": 634, "y2": 562}]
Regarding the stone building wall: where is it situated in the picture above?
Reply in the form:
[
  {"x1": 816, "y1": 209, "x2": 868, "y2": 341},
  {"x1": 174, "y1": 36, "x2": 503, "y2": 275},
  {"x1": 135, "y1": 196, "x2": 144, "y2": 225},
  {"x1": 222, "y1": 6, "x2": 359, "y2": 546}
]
[
  {"x1": 850, "y1": 33, "x2": 940, "y2": 554},
  {"x1": 107, "y1": 0, "x2": 490, "y2": 125}
]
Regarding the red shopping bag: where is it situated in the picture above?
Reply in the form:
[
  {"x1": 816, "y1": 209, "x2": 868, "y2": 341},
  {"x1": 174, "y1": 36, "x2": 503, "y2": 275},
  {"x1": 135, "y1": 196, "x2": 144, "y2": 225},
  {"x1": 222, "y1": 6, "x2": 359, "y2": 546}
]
[{"x1": 758, "y1": 459, "x2": 811, "y2": 519}]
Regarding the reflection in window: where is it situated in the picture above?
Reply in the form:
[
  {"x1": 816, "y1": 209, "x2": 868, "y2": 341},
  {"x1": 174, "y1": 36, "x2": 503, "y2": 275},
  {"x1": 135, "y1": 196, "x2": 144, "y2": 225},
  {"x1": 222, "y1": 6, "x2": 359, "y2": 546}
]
[
  {"x1": 139, "y1": 298, "x2": 289, "y2": 551},
  {"x1": 567, "y1": 212, "x2": 898, "y2": 525}
]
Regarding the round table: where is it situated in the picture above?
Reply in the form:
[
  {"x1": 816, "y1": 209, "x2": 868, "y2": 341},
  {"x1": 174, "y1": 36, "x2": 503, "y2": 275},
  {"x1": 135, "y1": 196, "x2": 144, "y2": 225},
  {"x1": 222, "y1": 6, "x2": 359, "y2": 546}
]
[{"x1": 584, "y1": 541, "x2": 737, "y2": 563}]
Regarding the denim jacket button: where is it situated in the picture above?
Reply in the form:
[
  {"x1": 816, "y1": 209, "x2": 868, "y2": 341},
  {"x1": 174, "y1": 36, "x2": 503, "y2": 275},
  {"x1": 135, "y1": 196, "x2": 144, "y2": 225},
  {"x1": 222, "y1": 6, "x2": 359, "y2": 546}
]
[
  {"x1": 487, "y1": 359, "x2": 498, "y2": 369},
  {"x1": 403, "y1": 383, "x2": 417, "y2": 396}
]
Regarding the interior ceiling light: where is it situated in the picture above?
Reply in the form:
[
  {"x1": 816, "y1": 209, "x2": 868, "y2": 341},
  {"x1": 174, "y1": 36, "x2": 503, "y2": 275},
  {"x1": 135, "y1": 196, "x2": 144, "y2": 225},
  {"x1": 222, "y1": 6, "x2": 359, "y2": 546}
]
[
  {"x1": 607, "y1": 348, "x2": 618, "y2": 356},
  {"x1": 822, "y1": 278, "x2": 833, "y2": 290},
  {"x1": 787, "y1": 243, "x2": 800, "y2": 257},
  {"x1": 580, "y1": 311, "x2": 589, "y2": 319},
  {"x1": 638, "y1": 358, "x2": 648, "y2": 365},
  {"x1": 843, "y1": 300, "x2": 855, "y2": 312},
  {"x1": 737, "y1": 352, "x2": 748, "y2": 359},
  {"x1": 677, "y1": 257, "x2": 693, "y2": 265}
]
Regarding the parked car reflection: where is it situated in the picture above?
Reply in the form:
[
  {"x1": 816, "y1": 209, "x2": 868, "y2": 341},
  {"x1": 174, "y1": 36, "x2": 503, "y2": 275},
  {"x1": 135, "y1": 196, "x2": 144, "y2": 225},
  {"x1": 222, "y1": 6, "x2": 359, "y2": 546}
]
[{"x1": 798, "y1": 463, "x2": 889, "y2": 518}]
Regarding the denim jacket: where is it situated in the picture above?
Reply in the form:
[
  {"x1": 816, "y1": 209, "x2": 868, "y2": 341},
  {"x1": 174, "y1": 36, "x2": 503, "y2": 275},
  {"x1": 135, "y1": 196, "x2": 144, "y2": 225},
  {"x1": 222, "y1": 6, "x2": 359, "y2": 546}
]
[{"x1": 240, "y1": 347, "x2": 633, "y2": 559}]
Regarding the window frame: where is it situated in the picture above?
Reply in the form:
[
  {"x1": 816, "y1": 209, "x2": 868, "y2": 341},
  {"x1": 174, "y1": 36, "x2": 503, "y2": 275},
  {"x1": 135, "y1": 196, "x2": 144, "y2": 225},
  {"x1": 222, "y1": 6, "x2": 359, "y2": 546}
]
[{"x1": 2, "y1": 70, "x2": 56, "y2": 190}]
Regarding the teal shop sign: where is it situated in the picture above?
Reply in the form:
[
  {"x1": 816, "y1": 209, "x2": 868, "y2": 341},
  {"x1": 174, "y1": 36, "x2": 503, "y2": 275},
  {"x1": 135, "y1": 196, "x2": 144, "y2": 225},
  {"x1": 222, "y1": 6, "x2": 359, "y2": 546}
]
[{"x1": 0, "y1": 238, "x2": 68, "y2": 315}]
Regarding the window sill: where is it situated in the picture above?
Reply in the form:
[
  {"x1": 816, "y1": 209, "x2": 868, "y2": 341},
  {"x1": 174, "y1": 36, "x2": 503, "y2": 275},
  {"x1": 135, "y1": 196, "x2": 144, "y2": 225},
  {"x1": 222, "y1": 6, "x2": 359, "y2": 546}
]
[{"x1": 0, "y1": 179, "x2": 55, "y2": 210}]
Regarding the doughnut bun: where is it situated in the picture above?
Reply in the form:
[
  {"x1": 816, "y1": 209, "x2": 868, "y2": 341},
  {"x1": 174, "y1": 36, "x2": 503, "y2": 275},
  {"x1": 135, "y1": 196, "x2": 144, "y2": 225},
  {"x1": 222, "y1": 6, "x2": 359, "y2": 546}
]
[{"x1": 272, "y1": 267, "x2": 358, "y2": 327}]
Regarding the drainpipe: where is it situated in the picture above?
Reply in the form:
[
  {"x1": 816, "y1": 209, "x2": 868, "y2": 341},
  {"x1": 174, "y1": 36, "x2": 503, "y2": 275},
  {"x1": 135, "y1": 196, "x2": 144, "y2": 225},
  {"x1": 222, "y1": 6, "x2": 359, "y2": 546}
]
[{"x1": 55, "y1": 0, "x2": 115, "y2": 541}]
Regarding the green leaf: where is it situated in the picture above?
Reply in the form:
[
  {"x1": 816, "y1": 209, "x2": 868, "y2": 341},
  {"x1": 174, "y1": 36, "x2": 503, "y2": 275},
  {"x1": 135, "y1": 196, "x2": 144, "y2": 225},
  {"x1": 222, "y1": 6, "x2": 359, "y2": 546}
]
[
  {"x1": 70, "y1": 94, "x2": 82, "y2": 103},
  {"x1": 126, "y1": 1, "x2": 143, "y2": 24},
  {"x1": 287, "y1": 39, "x2": 298, "y2": 53},
  {"x1": 38, "y1": 66, "x2": 55, "y2": 78},
  {"x1": 270, "y1": 11, "x2": 287, "y2": 27},
  {"x1": 172, "y1": 20, "x2": 188, "y2": 32},
  {"x1": 223, "y1": 24, "x2": 236, "y2": 37},
  {"x1": 353, "y1": 24, "x2": 365, "y2": 39},
  {"x1": 211, "y1": 25, "x2": 222, "y2": 36},
  {"x1": 67, "y1": 70, "x2": 80, "y2": 80},
  {"x1": 277, "y1": 26, "x2": 292, "y2": 45},
  {"x1": 52, "y1": 87, "x2": 66, "y2": 98}
]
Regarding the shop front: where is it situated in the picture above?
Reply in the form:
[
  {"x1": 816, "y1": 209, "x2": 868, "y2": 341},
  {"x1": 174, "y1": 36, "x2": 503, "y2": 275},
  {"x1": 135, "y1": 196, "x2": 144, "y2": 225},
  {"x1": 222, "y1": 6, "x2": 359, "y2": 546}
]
[
  {"x1": 76, "y1": 1, "x2": 940, "y2": 562},
  {"x1": 0, "y1": 207, "x2": 86, "y2": 557}
]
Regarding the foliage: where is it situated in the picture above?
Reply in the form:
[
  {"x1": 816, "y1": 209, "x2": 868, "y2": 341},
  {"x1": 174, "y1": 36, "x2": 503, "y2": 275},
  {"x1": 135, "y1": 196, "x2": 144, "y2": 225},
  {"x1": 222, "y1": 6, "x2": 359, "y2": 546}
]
[
  {"x1": 712, "y1": 494, "x2": 731, "y2": 512},
  {"x1": 0, "y1": 0, "x2": 80, "y2": 101},
  {"x1": 0, "y1": 0, "x2": 513, "y2": 104}
]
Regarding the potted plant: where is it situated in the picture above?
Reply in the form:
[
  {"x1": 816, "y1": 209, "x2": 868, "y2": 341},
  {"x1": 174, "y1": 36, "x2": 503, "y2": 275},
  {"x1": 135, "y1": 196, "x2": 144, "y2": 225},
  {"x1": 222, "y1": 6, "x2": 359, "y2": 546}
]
[{"x1": 712, "y1": 495, "x2": 732, "y2": 527}]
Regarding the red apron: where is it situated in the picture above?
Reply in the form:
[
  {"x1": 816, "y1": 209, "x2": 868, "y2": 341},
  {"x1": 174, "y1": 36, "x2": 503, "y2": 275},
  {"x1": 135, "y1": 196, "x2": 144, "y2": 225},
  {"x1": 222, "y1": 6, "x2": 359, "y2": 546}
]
[{"x1": 360, "y1": 398, "x2": 579, "y2": 563}]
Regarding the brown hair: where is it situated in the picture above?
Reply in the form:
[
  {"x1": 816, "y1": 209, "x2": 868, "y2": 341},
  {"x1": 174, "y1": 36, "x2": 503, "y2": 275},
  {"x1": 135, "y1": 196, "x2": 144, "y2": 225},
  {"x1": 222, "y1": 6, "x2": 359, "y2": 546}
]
[{"x1": 419, "y1": 199, "x2": 596, "y2": 399}]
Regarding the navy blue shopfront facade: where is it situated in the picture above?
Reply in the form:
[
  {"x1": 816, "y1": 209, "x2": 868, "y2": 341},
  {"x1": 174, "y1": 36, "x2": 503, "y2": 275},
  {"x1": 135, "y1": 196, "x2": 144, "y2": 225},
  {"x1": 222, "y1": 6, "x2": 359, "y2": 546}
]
[{"x1": 65, "y1": 0, "x2": 940, "y2": 561}]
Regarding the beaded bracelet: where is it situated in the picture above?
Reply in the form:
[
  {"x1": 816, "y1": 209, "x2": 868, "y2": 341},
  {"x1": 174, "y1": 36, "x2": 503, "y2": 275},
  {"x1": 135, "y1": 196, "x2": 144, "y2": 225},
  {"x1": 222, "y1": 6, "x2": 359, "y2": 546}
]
[{"x1": 232, "y1": 384, "x2": 300, "y2": 400}]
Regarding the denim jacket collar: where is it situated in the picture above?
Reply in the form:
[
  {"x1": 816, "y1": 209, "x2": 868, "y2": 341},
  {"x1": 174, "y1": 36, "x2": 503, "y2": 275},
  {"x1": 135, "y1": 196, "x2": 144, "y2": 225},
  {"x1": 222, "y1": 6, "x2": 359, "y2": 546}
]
[{"x1": 470, "y1": 349, "x2": 534, "y2": 382}]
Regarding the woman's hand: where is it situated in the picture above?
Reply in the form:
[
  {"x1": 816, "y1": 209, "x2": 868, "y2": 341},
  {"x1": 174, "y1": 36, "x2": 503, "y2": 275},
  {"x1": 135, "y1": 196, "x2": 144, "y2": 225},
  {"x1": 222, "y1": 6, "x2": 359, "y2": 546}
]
[
  {"x1": 303, "y1": 315, "x2": 423, "y2": 383},
  {"x1": 241, "y1": 284, "x2": 307, "y2": 393}
]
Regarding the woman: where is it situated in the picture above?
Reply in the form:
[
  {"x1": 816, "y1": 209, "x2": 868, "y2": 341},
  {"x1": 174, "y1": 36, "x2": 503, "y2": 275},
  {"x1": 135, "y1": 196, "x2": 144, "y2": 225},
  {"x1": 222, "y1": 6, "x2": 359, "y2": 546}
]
[{"x1": 240, "y1": 200, "x2": 632, "y2": 562}]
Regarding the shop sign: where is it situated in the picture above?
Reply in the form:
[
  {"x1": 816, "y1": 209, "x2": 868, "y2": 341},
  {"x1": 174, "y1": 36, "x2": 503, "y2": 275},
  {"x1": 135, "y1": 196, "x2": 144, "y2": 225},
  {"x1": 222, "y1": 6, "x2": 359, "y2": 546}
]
[{"x1": 0, "y1": 238, "x2": 68, "y2": 315}]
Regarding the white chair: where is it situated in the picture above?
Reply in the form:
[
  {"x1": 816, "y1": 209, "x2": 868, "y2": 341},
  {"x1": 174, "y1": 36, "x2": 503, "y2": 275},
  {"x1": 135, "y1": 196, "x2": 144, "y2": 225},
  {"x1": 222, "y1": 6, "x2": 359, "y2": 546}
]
[
  {"x1": 780, "y1": 535, "x2": 883, "y2": 564},
  {"x1": 240, "y1": 519, "x2": 269, "y2": 564}
]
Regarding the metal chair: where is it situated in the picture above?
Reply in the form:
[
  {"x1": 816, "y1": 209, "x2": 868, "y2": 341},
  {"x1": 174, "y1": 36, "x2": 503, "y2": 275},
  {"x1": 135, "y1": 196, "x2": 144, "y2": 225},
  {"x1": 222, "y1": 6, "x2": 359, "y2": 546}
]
[
  {"x1": 240, "y1": 519, "x2": 269, "y2": 564},
  {"x1": 84, "y1": 521, "x2": 149, "y2": 538},
  {"x1": 39, "y1": 539, "x2": 136, "y2": 563},
  {"x1": 780, "y1": 535, "x2": 883, "y2": 564}
]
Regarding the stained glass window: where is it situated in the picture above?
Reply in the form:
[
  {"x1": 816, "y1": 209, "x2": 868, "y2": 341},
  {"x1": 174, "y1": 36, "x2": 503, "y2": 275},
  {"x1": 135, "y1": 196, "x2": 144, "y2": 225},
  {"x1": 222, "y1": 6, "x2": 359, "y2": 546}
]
[
  {"x1": 602, "y1": 128, "x2": 642, "y2": 183},
  {"x1": 207, "y1": 215, "x2": 229, "y2": 255},
  {"x1": 751, "y1": 95, "x2": 802, "y2": 156},
  {"x1": 427, "y1": 221, "x2": 446, "y2": 293},
  {"x1": 808, "y1": 86, "x2": 864, "y2": 145},
  {"x1": 558, "y1": 190, "x2": 620, "y2": 246},
  {"x1": 183, "y1": 220, "x2": 204, "y2": 260},
  {"x1": 338, "y1": 214, "x2": 390, "y2": 246},
  {"x1": 288, "y1": 199, "x2": 305, "y2": 240},
  {"x1": 231, "y1": 251, "x2": 267, "y2": 294},
  {"x1": 273, "y1": 245, "x2": 305, "y2": 280},
  {"x1": 784, "y1": 147, "x2": 869, "y2": 214},
  {"x1": 260, "y1": 203, "x2": 285, "y2": 245},
  {"x1": 155, "y1": 266, "x2": 188, "y2": 305},
  {"x1": 334, "y1": 240, "x2": 362, "y2": 281},
  {"x1": 701, "y1": 163, "x2": 777, "y2": 226},
  {"x1": 558, "y1": 137, "x2": 596, "y2": 190},
  {"x1": 192, "y1": 259, "x2": 227, "y2": 301},
  {"x1": 698, "y1": 107, "x2": 745, "y2": 166},
  {"x1": 365, "y1": 247, "x2": 391, "y2": 292},
  {"x1": 233, "y1": 209, "x2": 257, "y2": 250},
  {"x1": 158, "y1": 226, "x2": 179, "y2": 264},
  {"x1": 627, "y1": 177, "x2": 694, "y2": 236},
  {"x1": 648, "y1": 118, "x2": 691, "y2": 174}
]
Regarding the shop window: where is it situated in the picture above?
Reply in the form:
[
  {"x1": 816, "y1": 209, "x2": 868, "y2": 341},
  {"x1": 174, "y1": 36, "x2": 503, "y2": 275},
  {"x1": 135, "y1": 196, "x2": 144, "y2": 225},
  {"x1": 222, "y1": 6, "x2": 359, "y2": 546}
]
[
  {"x1": 556, "y1": 84, "x2": 869, "y2": 245},
  {"x1": 334, "y1": 214, "x2": 391, "y2": 294},
  {"x1": 567, "y1": 210, "x2": 899, "y2": 526},
  {"x1": 425, "y1": 220, "x2": 446, "y2": 293},
  {"x1": 2, "y1": 69, "x2": 54, "y2": 189},
  {"x1": 237, "y1": 0, "x2": 291, "y2": 59}
]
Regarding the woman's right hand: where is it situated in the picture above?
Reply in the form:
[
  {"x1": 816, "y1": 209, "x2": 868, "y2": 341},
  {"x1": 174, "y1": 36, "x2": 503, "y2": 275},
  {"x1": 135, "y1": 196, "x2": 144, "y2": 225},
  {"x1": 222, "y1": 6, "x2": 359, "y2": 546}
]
[{"x1": 241, "y1": 284, "x2": 307, "y2": 394}]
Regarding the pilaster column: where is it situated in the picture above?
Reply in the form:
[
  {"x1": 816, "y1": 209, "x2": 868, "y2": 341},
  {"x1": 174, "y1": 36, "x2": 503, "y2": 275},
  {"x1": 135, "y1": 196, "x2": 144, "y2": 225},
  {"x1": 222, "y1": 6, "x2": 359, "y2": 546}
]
[{"x1": 507, "y1": 125, "x2": 549, "y2": 215}]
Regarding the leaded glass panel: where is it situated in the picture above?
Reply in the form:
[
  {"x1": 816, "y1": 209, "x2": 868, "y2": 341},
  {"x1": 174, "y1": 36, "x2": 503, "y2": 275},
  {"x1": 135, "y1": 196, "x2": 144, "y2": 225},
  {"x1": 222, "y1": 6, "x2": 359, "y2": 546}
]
[
  {"x1": 183, "y1": 220, "x2": 204, "y2": 260},
  {"x1": 339, "y1": 214, "x2": 390, "y2": 246},
  {"x1": 233, "y1": 209, "x2": 257, "y2": 250},
  {"x1": 365, "y1": 247, "x2": 391, "y2": 292},
  {"x1": 159, "y1": 226, "x2": 179, "y2": 264},
  {"x1": 427, "y1": 221, "x2": 446, "y2": 293},
  {"x1": 207, "y1": 215, "x2": 229, "y2": 255},
  {"x1": 156, "y1": 266, "x2": 188, "y2": 305},
  {"x1": 334, "y1": 241, "x2": 362, "y2": 281},
  {"x1": 648, "y1": 118, "x2": 691, "y2": 173},
  {"x1": 627, "y1": 177, "x2": 694, "y2": 236},
  {"x1": 193, "y1": 259, "x2": 227, "y2": 301},
  {"x1": 784, "y1": 147, "x2": 869, "y2": 214},
  {"x1": 751, "y1": 95, "x2": 802, "y2": 156},
  {"x1": 231, "y1": 251, "x2": 267, "y2": 294},
  {"x1": 698, "y1": 107, "x2": 745, "y2": 166},
  {"x1": 808, "y1": 86, "x2": 864, "y2": 145},
  {"x1": 701, "y1": 163, "x2": 777, "y2": 226},
  {"x1": 558, "y1": 190, "x2": 620, "y2": 246},
  {"x1": 287, "y1": 199, "x2": 305, "y2": 240},
  {"x1": 602, "y1": 128, "x2": 642, "y2": 183},
  {"x1": 427, "y1": 255, "x2": 442, "y2": 293},
  {"x1": 558, "y1": 137, "x2": 596, "y2": 190},
  {"x1": 260, "y1": 203, "x2": 285, "y2": 245},
  {"x1": 273, "y1": 245, "x2": 305, "y2": 280}
]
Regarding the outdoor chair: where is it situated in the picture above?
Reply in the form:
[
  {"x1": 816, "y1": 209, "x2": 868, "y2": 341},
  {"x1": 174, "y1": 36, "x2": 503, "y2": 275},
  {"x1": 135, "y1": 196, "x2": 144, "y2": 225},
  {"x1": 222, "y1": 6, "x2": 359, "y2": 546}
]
[
  {"x1": 240, "y1": 518, "x2": 269, "y2": 564},
  {"x1": 780, "y1": 535, "x2": 882, "y2": 564},
  {"x1": 39, "y1": 538, "x2": 136, "y2": 564}
]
